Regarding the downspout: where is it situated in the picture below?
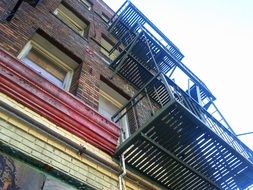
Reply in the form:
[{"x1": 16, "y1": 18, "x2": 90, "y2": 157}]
[
  {"x1": 119, "y1": 154, "x2": 126, "y2": 190},
  {"x1": 118, "y1": 127, "x2": 127, "y2": 190}
]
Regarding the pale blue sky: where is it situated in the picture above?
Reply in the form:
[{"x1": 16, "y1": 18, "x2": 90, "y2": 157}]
[{"x1": 103, "y1": 0, "x2": 253, "y2": 150}]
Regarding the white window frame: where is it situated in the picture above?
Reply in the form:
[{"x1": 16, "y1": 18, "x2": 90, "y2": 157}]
[
  {"x1": 18, "y1": 34, "x2": 78, "y2": 90},
  {"x1": 99, "y1": 82, "x2": 130, "y2": 140},
  {"x1": 54, "y1": 4, "x2": 89, "y2": 36}
]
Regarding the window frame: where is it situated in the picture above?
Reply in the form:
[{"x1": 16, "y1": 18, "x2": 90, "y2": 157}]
[
  {"x1": 100, "y1": 35, "x2": 120, "y2": 61},
  {"x1": 79, "y1": 0, "x2": 92, "y2": 11},
  {"x1": 18, "y1": 36, "x2": 77, "y2": 91},
  {"x1": 101, "y1": 12, "x2": 110, "y2": 23},
  {"x1": 54, "y1": 3, "x2": 89, "y2": 37},
  {"x1": 98, "y1": 82, "x2": 130, "y2": 140}
]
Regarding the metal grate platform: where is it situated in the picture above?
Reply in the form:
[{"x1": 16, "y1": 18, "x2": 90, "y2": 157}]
[
  {"x1": 111, "y1": 31, "x2": 177, "y2": 75},
  {"x1": 115, "y1": 101, "x2": 253, "y2": 190},
  {"x1": 109, "y1": 32, "x2": 215, "y2": 103},
  {"x1": 109, "y1": 1, "x2": 253, "y2": 189}
]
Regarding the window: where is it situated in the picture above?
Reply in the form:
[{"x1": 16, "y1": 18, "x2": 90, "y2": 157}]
[
  {"x1": 54, "y1": 3, "x2": 89, "y2": 36},
  {"x1": 100, "y1": 35, "x2": 120, "y2": 61},
  {"x1": 80, "y1": 0, "x2": 92, "y2": 11},
  {"x1": 101, "y1": 13, "x2": 110, "y2": 23},
  {"x1": 99, "y1": 81, "x2": 130, "y2": 139},
  {"x1": 18, "y1": 33, "x2": 79, "y2": 90}
]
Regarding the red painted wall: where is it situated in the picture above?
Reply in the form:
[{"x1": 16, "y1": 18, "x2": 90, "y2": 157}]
[{"x1": 0, "y1": 49, "x2": 120, "y2": 155}]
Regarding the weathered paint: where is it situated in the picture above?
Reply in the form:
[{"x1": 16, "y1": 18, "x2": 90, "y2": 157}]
[{"x1": 0, "y1": 49, "x2": 120, "y2": 155}]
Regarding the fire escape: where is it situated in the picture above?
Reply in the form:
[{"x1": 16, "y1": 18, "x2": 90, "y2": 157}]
[{"x1": 108, "y1": 1, "x2": 253, "y2": 190}]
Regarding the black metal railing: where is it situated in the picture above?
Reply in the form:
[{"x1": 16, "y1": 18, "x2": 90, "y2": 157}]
[
  {"x1": 167, "y1": 78, "x2": 253, "y2": 163},
  {"x1": 111, "y1": 72, "x2": 170, "y2": 134},
  {"x1": 109, "y1": 2, "x2": 253, "y2": 189},
  {"x1": 112, "y1": 73, "x2": 253, "y2": 164}
]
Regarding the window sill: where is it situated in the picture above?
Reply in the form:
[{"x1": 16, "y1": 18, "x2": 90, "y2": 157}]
[
  {"x1": 90, "y1": 37, "x2": 114, "y2": 64},
  {"x1": 94, "y1": 11, "x2": 109, "y2": 26}
]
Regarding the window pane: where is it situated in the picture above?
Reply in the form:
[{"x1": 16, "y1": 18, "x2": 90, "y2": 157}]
[
  {"x1": 99, "y1": 92, "x2": 129, "y2": 139},
  {"x1": 18, "y1": 33, "x2": 79, "y2": 90},
  {"x1": 101, "y1": 13, "x2": 110, "y2": 23},
  {"x1": 28, "y1": 48, "x2": 66, "y2": 81},
  {"x1": 100, "y1": 37, "x2": 120, "y2": 60},
  {"x1": 101, "y1": 37, "x2": 112, "y2": 52},
  {"x1": 22, "y1": 48, "x2": 66, "y2": 88},
  {"x1": 99, "y1": 95, "x2": 119, "y2": 120}
]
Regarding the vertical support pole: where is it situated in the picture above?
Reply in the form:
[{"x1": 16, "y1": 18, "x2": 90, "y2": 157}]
[
  {"x1": 168, "y1": 65, "x2": 177, "y2": 78},
  {"x1": 119, "y1": 154, "x2": 126, "y2": 190},
  {"x1": 187, "y1": 78, "x2": 192, "y2": 96}
]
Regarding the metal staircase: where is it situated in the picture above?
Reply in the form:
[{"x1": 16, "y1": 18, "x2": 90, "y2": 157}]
[{"x1": 108, "y1": 1, "x2": 253, "y2": 189}]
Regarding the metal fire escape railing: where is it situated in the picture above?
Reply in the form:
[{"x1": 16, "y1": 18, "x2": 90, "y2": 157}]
[
  {"x1": 108, "y1": 1, "x2": 235, "y2": 135},
  {"x1": 108, "y1": 1, "x2": 253, "y2": 189},
  {"x1": 112, "y1": 72, "x2": 253, "y2": 163}
]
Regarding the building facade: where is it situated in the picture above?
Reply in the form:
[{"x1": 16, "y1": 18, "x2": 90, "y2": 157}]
[{"x1": 0, "y1": 0, "x2": 253, "y2": 190}]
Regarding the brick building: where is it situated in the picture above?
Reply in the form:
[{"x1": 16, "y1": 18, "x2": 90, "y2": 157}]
[{"x1": 0, "y1": 0, "x2": 253, "y2": 189}]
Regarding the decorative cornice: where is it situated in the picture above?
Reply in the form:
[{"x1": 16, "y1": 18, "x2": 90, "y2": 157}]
[{"x1": 0, "y1": 49, "x2": 120, "y2": 155}]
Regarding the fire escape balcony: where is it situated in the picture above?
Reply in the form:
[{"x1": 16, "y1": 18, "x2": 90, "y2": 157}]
[
  {"x1": 108, "y1": 1, "x2": 253, "y2": 189},
  {"x1": 112, "y1": 73, "x2": 253, "y2": 189}
]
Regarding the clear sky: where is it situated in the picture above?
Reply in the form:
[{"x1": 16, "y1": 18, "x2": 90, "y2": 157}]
[{"x1": 103, "y1": 0, "x2": 253, "y2": 150}]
